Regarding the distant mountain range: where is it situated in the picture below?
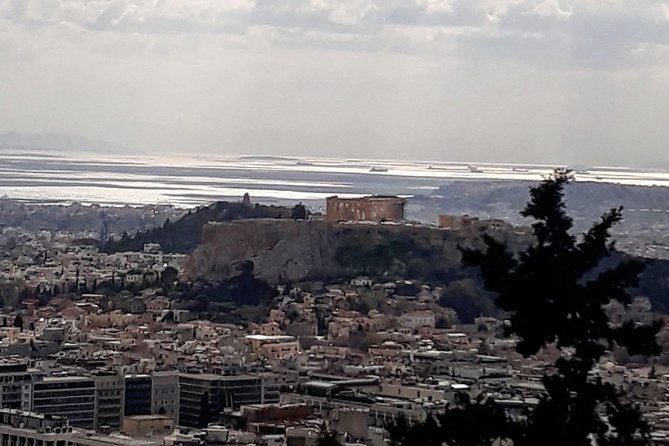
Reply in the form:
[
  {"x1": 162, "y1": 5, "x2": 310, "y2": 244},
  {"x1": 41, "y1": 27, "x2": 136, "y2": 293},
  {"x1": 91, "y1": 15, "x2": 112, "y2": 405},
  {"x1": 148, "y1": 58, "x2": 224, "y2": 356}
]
[{"x1": 0, "y1": 131, "x2": 126, "y2": 153}]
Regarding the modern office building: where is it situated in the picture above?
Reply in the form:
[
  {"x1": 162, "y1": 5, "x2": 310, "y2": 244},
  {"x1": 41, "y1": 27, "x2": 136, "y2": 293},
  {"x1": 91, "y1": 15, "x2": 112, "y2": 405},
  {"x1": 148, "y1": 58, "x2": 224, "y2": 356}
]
[
  {"x1": 178, "y1": 373, "x2": 221, "y2": 428},
  {"x1": 32, "y1": 376, "x2": 96, "y2": 430},
  {"x1": 124, "y1": 375, "x2": 152, "y2": 416},
  {"x1": 92, "y1": 371, "x2": 125, "y2": 431},
  {"x1": 151, "y1": 372, "x2": 179, "y2": 422},
  {"x1": 178, "y1": 373, "x2": 264, "y2": 428},
  {"x1": 220, "y1": 375, "x2": 263, "y2": 410}
]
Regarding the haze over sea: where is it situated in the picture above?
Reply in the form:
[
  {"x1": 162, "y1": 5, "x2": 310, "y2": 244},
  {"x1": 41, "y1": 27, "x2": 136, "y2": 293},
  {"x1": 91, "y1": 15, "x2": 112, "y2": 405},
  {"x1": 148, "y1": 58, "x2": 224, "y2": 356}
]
[{"x1": 2, "y1": 149, "x2": 669, "y2": 209}]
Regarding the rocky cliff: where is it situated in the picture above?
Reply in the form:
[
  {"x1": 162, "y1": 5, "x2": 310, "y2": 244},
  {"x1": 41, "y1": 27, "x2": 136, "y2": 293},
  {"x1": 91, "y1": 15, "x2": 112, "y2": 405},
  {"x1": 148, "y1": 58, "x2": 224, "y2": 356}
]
[{"x1": 185, "y1": 218, "x2": 527, "y2": 284}]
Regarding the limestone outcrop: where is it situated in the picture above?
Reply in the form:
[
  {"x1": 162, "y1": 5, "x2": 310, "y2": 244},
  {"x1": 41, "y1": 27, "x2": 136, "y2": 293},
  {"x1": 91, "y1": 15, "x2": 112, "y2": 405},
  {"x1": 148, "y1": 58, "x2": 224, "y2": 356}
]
[{"x1": 185, "y1": 218, "x2": 526, "y2": 284}]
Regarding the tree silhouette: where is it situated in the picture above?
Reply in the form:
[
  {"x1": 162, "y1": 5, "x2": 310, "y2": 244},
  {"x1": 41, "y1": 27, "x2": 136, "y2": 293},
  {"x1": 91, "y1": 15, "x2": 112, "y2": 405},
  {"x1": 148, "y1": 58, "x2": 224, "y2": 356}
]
[
  {"x1": 12, "y1": 313, "x2": 22, "y2": 332},
  {"x1": 389, "y1": 170, "x2": 662, "y2": 446},
  {"x1": 161, "y1": 266, "x2": 179, "y2": 293},
  {"x1": 291, "y1": 203, "x2": 308, "y2": 220},
  {"x1": 388, "y1": 395, "x2": 515, "y2": 446}
]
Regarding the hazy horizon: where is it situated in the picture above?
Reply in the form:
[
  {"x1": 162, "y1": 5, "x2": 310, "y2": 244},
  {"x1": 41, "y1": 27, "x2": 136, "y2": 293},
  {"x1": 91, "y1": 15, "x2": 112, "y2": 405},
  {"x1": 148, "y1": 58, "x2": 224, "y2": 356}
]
[
  {"x1": 0, "y1": 132, "x2": 665, "y2": 171},
  {"x1": 2, "y1": 1, "x2": 669, "y2": 168}
]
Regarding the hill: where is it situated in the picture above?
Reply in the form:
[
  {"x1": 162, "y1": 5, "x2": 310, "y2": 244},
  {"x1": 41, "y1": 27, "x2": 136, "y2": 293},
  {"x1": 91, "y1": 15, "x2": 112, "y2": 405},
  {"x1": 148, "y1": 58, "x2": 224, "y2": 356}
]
[
  {"x1": 104, "y1": 200, "x2": 293, "y2": 253},
  {"x1": 185, "y1": 218, "x2": 530, "y2": 284},
  {"x1": 185, "y1": 218, "x2": 669, "y2": 317}
]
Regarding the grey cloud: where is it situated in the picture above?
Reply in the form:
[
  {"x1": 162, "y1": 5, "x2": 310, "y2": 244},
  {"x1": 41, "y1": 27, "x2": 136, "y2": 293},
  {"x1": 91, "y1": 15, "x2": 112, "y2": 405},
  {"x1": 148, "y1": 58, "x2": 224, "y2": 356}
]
[
  {"x1": 368, "y1": 0, "x2": 487, "y2": 28},
  {"x1": 2, "y1": 0, "x2": 667, "y2": 70},
  {"x1": 1, "y1": 0, "x2": 26, "y2": 21},
  {"x1": 437, "y1": 0, "x2": 669, "y2": 71},
  {"x1": 1, "y1": 0, "x2": 669, "y2": 167}
]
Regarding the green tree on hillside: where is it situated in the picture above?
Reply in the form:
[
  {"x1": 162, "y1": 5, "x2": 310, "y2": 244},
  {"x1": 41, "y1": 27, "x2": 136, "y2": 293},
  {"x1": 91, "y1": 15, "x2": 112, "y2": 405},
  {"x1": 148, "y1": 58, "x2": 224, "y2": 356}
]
[
  {"x1": 438, "y1": 278, "x2": 496, "y2": 323},
  {"x1": 389, "y1": 169, "x2": 662, "y2": 446},
  {"x1": 12, "y1": 313, "x2": 22, "y2": 332}
]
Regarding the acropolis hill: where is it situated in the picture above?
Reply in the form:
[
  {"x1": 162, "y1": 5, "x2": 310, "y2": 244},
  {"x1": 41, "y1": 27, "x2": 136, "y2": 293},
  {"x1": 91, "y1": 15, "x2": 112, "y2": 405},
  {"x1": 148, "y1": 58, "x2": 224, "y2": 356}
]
[{"x1": 185, "y1": 217, "x2": 528, "y2": 284}]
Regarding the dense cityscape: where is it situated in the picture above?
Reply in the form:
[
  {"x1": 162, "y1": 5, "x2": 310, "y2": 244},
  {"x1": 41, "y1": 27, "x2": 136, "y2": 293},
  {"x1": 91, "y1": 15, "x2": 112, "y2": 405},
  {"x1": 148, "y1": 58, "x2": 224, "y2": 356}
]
[
  {"x1": 2, "y1": 0, "x2": 668, "y2": 443},
  {"x1": 0, "y1": 188, "x2": 662, "y2": 445}
]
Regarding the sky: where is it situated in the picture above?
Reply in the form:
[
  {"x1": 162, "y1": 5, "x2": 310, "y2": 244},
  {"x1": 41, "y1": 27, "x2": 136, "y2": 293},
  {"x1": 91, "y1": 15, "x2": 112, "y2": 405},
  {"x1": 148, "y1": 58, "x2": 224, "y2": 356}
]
[{"x1": 1, "y1": 0, "x2": 669, "y2": 167}]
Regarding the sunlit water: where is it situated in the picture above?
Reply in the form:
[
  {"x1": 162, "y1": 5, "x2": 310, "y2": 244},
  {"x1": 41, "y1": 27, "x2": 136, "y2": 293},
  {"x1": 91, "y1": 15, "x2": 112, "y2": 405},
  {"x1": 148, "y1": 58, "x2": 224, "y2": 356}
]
[{"x1": 1, "y1": 150, "x2": 668, "y2": 207}]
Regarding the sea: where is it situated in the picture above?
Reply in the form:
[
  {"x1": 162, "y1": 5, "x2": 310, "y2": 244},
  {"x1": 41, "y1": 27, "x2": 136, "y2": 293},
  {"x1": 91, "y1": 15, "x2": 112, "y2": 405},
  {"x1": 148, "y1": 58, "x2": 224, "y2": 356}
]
[{"x1": 1, "y1": 149, "x2": 669, "y2": 209}]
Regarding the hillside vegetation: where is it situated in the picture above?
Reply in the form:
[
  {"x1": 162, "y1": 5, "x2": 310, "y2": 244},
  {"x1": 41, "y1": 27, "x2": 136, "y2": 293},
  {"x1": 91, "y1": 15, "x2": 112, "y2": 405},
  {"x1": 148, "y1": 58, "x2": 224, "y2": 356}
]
[{"x1": 104, "y1": 201, "x2": 291, "y2": 253}]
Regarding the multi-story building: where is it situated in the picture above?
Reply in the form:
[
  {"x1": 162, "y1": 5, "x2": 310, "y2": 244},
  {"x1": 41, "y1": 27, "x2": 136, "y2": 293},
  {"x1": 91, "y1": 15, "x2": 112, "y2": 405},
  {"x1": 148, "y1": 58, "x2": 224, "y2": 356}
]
[
  {"x1": 91, "y1": 371, "x2": 124, "y2": 431},
  {"x1": 260, "y1": 372, "x2": 297, "y2": 404},
  {"x1": 178, "y1": 373, "x2": 221, "y2": 428},
  {"x1": 32, "y1": 376, "x2": 96, "y2": 430},
  {"x1": 0, "y1": 359, "x2": 33, "y2": 411},
  {"x1": 219, "y1": 375, "x2": 263, "y2": 410},
  {"x1": 0, "y1": 409, "x2": 169, "y2": 446},
  {"x1": 124, "y1": 375, "x2": 152, "y2": 416},
  {"x1": 178, "y1": 373, "x2": 265, "y2": 428},
  {"x1": 0, "y1": 409, "x2": 73, "y2": 446},
  {"x1": 151, "y1": 372, "x2": 179, "y2": 422}
]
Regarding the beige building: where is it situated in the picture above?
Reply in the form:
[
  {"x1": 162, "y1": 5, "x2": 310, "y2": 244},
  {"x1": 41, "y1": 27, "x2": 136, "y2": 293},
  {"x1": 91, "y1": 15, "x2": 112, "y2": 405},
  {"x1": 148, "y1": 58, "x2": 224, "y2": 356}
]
[
  {"x1": 122, "y1": 415, "x2": 173, "y2": 438},
  {"x1": 245, "y1": 335, "x2": 297, "y2": 353},
  {"x1": 378, "y1": 383, "x2": 446, "y2": 402},
  {"x1": 250, "y1": 321, "x2": 283, "y2": 336},
  {"x1": 399, "y1": 311, "x2": 436, "y2": 330},
  {"x1": 259, "y1": 342, "x2": 300, "y2": 360}
]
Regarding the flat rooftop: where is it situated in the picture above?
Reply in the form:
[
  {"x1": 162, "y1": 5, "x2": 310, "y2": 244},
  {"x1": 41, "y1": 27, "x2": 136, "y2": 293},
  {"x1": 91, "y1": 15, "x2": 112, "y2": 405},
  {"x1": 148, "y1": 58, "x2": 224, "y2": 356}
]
[{"x1": 38, "y1": 376, "x2": 93, "y2": 383}]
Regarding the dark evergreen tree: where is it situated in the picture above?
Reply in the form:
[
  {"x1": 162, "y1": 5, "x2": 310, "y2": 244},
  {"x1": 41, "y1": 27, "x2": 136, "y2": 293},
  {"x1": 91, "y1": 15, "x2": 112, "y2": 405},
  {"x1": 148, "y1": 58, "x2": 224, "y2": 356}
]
[
  {"x1": 389, "y1": 170, "x2": 662, "y2": 446},
  {"x1": 12, "y1": 313, "x2": 22, "y2": 332},
  {"x1": 291, "y1": 203, "x2": 308, "y2": 220},
  {"x1": 387, "y1": 392, "x2": 517, "y2": 446},
  {"x1": 162, "y1": 266, "x2": 179, "y2": 292}
]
